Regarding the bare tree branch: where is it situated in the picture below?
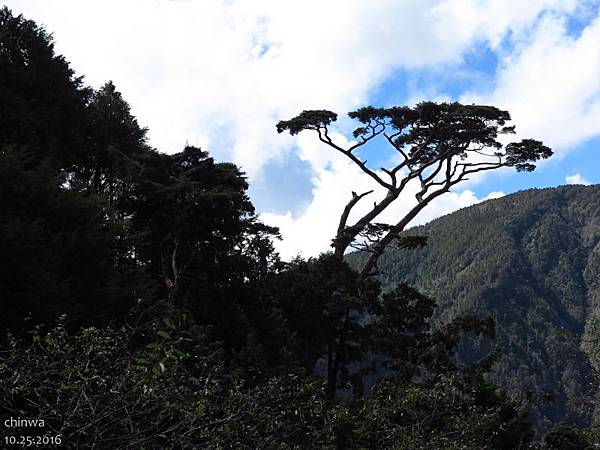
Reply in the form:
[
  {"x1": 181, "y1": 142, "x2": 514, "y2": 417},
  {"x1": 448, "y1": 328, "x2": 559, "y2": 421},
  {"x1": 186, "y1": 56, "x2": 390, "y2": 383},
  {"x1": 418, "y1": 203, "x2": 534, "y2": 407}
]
[
  {"x1": 333, "y1": 189, "x2": 373, "y2": 257},
  {"x1": 317, "y1": 127, "x2": 393, "y2": 190}
]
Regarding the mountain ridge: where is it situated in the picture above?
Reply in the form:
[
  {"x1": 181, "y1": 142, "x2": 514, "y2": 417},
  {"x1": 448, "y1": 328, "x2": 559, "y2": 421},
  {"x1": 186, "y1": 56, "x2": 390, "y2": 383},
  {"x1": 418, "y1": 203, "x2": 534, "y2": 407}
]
[{"x1": 348, "y1": 184, "x2": 600, "y2": 433}]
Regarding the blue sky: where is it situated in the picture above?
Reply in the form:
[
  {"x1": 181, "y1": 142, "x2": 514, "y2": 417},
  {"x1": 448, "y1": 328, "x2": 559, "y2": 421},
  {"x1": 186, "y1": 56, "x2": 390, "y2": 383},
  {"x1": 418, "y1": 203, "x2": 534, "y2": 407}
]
[{"x1": 5, "y1": 0, "x2": 599, "y2": 258}]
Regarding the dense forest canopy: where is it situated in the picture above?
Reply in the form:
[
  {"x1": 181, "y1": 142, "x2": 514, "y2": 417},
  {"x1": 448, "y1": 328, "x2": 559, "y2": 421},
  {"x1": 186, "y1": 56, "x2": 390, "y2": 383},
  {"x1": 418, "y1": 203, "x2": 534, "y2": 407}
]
[{"x1": 0, "y1": 6, "x2": 598, "y2": 449}]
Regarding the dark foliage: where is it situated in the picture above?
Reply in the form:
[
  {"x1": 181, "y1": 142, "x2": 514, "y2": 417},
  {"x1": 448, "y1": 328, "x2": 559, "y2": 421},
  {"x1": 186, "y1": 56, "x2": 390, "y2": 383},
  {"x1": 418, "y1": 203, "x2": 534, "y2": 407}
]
[
  {"x1": 0, "y1": 6, "x2": 587, "y2": 448},
  {"x1": 0, "y1": 148, "x2": 129, "y2": 330},
  {"x1": 542, "y1": 422, "x2": 593, "y2": 449},
  {"x1": 0, "y1": 7, "x2": 90, "y2": 170}
]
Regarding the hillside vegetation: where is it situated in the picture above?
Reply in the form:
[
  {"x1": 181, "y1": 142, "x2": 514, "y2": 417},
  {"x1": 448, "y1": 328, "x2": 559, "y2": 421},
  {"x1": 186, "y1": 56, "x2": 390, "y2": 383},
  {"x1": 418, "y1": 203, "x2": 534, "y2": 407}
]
[{"x1": 349, "y1": 185, "x2": 600, "y2": 434}]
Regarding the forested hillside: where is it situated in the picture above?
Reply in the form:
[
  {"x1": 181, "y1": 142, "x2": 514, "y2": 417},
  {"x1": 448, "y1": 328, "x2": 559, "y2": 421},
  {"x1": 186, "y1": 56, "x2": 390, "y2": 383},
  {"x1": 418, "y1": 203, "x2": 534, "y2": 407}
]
[
  {"x1": 349, "y1": 185, "x2": 600, "y2": 434},
  {"x1": 1, "y1": 6, "x2": 598, "y2": 448}
]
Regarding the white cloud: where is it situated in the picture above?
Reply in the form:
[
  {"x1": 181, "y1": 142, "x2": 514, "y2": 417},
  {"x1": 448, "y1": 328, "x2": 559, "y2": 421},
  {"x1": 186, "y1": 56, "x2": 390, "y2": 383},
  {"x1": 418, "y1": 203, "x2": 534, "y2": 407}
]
[
  {"x1": 4, "y1": 0, "x2": 580, "y2": 173},
  {"x1": 4, "y1": 0, "x2": 591, "y2": 259},
  {"x1": 565, "y1": 173, "x2": 592, "y2": 185},
  {"x1": 431, "y1": 0, "x2": 578, "y2": 49},
  {"x1": 463, "y1": 6, "x2": 600, "y2": 157}
]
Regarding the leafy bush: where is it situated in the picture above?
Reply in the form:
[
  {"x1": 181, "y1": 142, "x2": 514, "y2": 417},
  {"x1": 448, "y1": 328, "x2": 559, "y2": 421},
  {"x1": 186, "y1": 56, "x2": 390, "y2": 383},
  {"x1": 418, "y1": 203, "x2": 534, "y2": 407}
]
[{"x1": 0, "y1": 305, "x2": 344, "y2": 449}]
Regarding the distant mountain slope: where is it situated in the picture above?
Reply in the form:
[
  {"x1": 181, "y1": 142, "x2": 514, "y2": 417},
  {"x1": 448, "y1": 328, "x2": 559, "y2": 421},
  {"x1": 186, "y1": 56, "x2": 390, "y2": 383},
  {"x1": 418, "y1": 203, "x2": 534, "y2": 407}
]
[{"x1": 348, "y1": 184, "x2": 600, "y2": 434}]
